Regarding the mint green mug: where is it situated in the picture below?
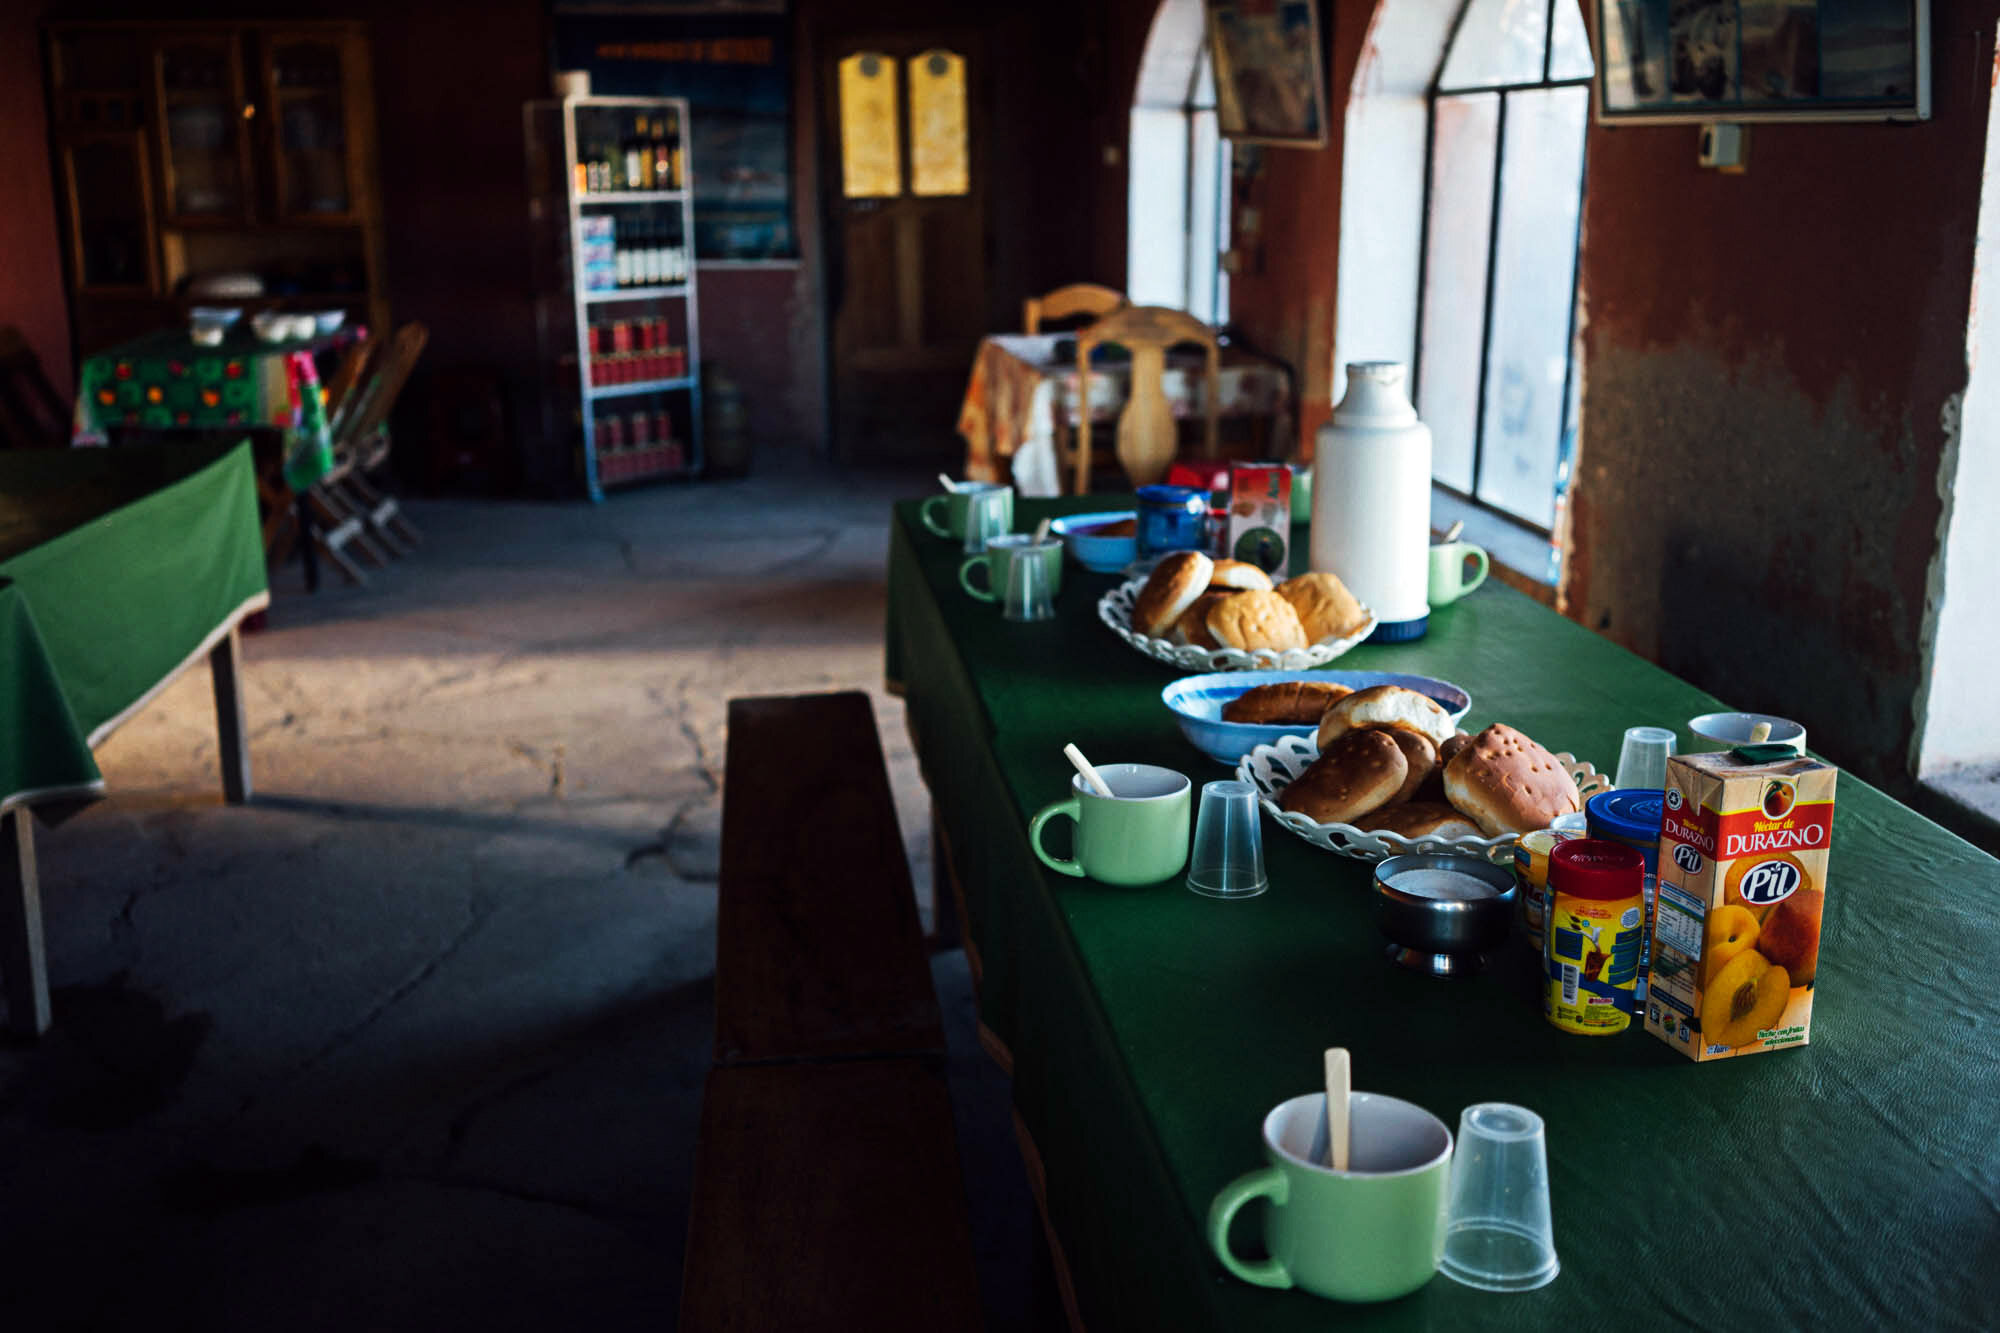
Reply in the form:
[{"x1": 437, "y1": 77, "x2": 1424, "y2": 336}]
[
  {"x1": 1030, "y1": 764, "x2": 1190, "y2": 885},
  {"x1": 921, "y1": 483, "x2": 1013, "y2": 550},
  {"x1": 1427, "y1": 541, "x2": 1489, "y2": 606},
  {"x1": 960, "y1": 534, "x2": 1062, "y2": 603},
  {"x1": 1209, "y1": 1092, "x2": 1452, "y2": 1303}
]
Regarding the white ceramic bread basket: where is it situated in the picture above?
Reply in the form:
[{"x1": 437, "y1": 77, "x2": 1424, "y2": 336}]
[
  {"x1": 1098, "y1": 576, "x2": 1378, "y2": 672},
  {"x1": 1235, "y1": 734, "x2": 1611, "y2": 862}
]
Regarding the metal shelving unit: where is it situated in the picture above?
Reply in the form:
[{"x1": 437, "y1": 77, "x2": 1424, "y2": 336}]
[{"x1": 525, "y1": 95, "x2": 702, "y2": 501}]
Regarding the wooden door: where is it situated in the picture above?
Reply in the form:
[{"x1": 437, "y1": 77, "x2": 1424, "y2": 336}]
[{"x1": 824, "y1": 37, "x2": 986, "y2": 463}]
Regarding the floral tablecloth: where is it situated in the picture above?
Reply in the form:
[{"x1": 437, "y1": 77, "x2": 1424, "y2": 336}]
[
  {"x1": 955, "y1": 333, "x2": 1293, "y2": 494},
  {"x1": 71, "y1": 326, "x2": 351, "y2": 490}
]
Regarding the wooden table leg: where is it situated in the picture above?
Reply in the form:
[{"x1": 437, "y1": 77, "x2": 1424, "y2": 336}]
[
  {"x1": 210, "y1": 625, "x2": 251, "y2": 805},
  {"x1": 927, "y1": 815, "x2": 961, "y2": 953},
  {"x1": 0, "y1": 807, "x2": 51, "y2": 1037}
]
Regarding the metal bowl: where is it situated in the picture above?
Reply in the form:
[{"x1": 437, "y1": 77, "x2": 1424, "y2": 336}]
[{"x1": 1373, "y1": 854, "x2": 1518, "y2": 978}]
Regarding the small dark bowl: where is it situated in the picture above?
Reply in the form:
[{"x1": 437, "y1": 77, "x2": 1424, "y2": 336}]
[{"x1": 1373, "y1": 854, "x2": 1519, "y2": 978}]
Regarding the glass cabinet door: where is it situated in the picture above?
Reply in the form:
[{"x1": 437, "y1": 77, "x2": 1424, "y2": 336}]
[
  {"x1": 61, "y1": 133, "x2": 158, "y2": 291},
  {"x1": 153, "y1": 35, "x2": 250, "y2": 223},
  {"x1": 262, "y1": 35, "x2": 355, "y2": 220}
]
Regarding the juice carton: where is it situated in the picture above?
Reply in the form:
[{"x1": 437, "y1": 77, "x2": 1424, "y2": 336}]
[
  {"x1": 1223, "y1": 463, "x2": 1291, "y2": 575},
  {"x1": 1646, "y1": 748, "x2": 1835, "y2": 1061}
]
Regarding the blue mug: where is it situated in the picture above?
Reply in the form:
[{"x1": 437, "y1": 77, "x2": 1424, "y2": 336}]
[{"x1": 1137, "y1": 484, "x2": 1210, "y2": 559}]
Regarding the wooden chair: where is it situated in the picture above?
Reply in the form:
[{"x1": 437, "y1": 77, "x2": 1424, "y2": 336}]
[
  {"x1": 1071, "y1": 305, "x2": 1219, "y2": 493},
  {"x1": 0, "y1": 327, "x2": 73, "y2": 449},
  {"x1": 1022, "y1": 282, "x2": 1126, "y2": 335},
  {"x1": 326, "y1": 321, "x2": 426, "y2": 552}
]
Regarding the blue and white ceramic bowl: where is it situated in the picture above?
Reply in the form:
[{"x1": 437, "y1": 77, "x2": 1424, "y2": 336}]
[
  {"x1": 1050, "y1": 511, "x2": 1138, "y2": 573},
  {"x1": 1162, "y1": 669, "x2": 1473, "y2": 767}
]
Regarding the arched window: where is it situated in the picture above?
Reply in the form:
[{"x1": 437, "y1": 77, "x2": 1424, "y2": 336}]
[
  {"x1": 1415, "y1": 0, "x2": 1593, "y2": 529},
  {"x1": 1128, "y1": 0, "x2": 1231, "y2": 325}
]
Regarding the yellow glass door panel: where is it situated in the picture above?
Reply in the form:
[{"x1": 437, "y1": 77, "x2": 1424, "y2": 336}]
[
  {"x1": 907, "y1": 51, "x2": 968, "y2": 197},
  {"x1": 838, "y1": 52, "x2": 902, "y2": 198}
]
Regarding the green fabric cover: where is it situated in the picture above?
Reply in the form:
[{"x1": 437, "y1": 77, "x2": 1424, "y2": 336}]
[
  {"x1": 887, "y1": 496, "x2": 2000, "y2": 1331},
  {"x1": 0, "y1": 441, "x2": 269, "y2": 818}
]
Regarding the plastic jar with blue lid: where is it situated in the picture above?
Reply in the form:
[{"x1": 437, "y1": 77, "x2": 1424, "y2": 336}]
[
  {"x1": 1135, "y1": 485, "x2": 1210, "y2": 559},
  {"x1": 1586, "y1": 788, "x2": 1665, "y2": 1004}
]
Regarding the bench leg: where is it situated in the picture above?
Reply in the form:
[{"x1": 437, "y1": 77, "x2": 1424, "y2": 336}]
[
  {"x1": 210, "y1": 625, "x2": 252, "y2": 805},
  {"x1": 0, "y1": 808, "x2": 51, "y2": 1037}
]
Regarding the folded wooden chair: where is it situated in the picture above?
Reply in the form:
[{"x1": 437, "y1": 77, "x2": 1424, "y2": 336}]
[{"x1": 320, "y1": 322, "x2": 428, "y2": 557}]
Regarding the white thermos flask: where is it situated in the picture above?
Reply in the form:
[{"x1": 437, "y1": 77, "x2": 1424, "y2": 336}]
[{"x1": 1310, "y1": 362, "x2": 1433, "y2": 642}]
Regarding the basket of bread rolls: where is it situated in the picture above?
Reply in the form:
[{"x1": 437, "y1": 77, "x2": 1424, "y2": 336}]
[
  {"x1": 1232, "y1": 685, "x2": 1610, "y2": 861},
  {"x1": 1099, "y1": 552, "x2": 1379, "y2": 671}
]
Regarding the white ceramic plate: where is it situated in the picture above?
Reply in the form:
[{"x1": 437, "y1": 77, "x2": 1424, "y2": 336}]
[
  {"x1": 1235, "y1": 734, "x2": 1611, "y2": 862},
  {"x1": 1098, "y1": 576, "x2": 1378, "y2": 672}
]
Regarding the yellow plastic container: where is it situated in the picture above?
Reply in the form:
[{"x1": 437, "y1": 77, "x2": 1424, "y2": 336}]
[{"x1": 1543, "y1": 839, "x2": 1646, "y2": 1036}]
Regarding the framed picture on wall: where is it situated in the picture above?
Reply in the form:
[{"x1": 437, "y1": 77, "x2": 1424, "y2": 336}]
[
  {"x1": 1595, "y1": 0, "x2": 1930, "y2": 123},
  {"x1": 1207, "y1": 0, "x2": 1329, "y2": 147}
]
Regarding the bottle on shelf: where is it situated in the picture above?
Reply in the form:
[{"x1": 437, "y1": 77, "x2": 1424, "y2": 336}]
[
  {"x1": 623, "y1": 115, "x2": 644, "y2": 191},
  {"x1": 666, "y1": 109, "x2": 683, "y2": 189},
  {"x1": 653, "y1": 123, "x2": 672, "y2": 192}
]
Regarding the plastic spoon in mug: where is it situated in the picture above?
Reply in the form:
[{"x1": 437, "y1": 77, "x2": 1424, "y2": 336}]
[
  {"x1": 937, "y1": 473, "x2": 960, "y2": 493},
  {"x1": 1034, "y1": 517, "x2": 1053, "y2": 543},
  {"x1": 1749, "y1": 721, "x2": 1773, "y2": 743},
  {"x1": 1063, "y1": 743, "x2": 1115, "y2": 798},
  {"x1": 1324, "y1": 1048, "x2": 1351, "y2": 1171}
]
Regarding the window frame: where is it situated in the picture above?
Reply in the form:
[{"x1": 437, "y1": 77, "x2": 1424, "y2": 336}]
[{"x1": 1411, "y1": 0, "x2": 1591, "y2": 536}]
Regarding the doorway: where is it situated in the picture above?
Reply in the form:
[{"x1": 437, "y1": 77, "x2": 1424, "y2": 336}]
[{"x1": 821, "y1": 35, "x2": 986, "y2": 463}]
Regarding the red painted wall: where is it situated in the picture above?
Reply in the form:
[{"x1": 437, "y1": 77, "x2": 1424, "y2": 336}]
[
  {"x1": 1566, "y1": 4, "x2": 1991, "y2": 785},
  {"x1": 1, "y1": 0, "x2": 73, "y2": 396}
]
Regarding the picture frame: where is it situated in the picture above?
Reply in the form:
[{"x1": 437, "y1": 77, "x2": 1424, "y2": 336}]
[
  {"x1": 1207, "y1": 0, "x2": 1329, "y2": 147},
  {"x1": 1594, "y1": 0, "x2": 1930, "y2": 124}
]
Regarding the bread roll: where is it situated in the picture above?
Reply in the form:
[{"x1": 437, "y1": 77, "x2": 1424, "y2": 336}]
[
  {"x1": 1278, "y1": 729, "x2": 1408, "y2": 825},
  {"x1": 1438, "y1": 731, "x2": 1472, "y2": 766},
  {"x1": 1207, "y1": 590, "x2": 1309, "y2": 653},
  {"x1": 1133, "y1": 551, "x2": 1213, "y2": 638},
  {"x1": 1208, "y1": 559, "x2": 1273, "y2": 591},
  {"x1": 1443, "y1": 723, "x2": 1582, "y2": 836},
  {"x1": 1381, "y1": 728, "x2": 1439, "y2": 806},
  {"x1": 1352, "y1": 802, "x2": 1484, "y2": 839},
  {"x1": 1220, "y1": 679, "x2": 1352, "y2": 725},
  {"x1": 1277, "y1": 572, "x2": 1369, "y2": 644},
  {"x1": 1315, "y1": 685, "x2": 1456, "y2": 750},
  {"x1": 1172, "y1": 590, "x2": 1231, "y2": 648}
]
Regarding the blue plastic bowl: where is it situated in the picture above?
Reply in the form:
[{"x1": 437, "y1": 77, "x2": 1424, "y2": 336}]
[
  {"x1": 1050, "y1": 510, "x2": 1138, "y2": 573},
  {"x1": 1161, "y1": 669, "x2": 1474, "y2": 767}
]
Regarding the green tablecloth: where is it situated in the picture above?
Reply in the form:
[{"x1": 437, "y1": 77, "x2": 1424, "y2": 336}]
[
  {"x1": 0, "y1": 441, "x2": 270, "y2": 819},
  {"x1": 886, "y1": 496, "x2": 2000, "y2": 1331}
]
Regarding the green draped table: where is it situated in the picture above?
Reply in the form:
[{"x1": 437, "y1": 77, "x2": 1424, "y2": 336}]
[
  {"x1": 0, "y1": 440, "x2": 268, "y2": 1034},
  {"x1": 885, "y1": 495, "x2": 2000, "y2": 1332}
]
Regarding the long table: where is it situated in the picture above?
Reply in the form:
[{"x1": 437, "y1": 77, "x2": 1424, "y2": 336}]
[
  {"x1": 886, "y1": 496, "x2": 2000, "y2": 1331},
  {"x1": 0, "y1": 440, "x2": 267, "y2": 1034}
]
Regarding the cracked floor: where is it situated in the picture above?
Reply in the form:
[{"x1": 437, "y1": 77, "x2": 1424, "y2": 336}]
[{"x1": 0, "y1": 456, "x2": 1034, "y2": 1331}]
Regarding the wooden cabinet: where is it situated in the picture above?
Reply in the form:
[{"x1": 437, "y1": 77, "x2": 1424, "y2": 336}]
[{"x1": 47, "y1": 21, "x2": 387, "y2": 352}]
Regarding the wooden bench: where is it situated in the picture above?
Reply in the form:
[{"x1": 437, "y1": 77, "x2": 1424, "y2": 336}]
[{"x1": 680, "y1": 691, "x2": 984, "y2": 1331}]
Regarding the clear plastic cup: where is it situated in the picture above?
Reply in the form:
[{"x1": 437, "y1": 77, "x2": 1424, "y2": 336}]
[
  {"x1": 1186, "y1": 779, "x2": 1266, "y2": 899},
  {"x1": 1614, "y1": 725, "x2": 1676, "y2": 790},
  {"x1": 1438, "y1": 1102, "x2": 1559, "y2": 1292},
  {"x1": 1002, "y1": 540, "x2": 1060, "y2": 622}
]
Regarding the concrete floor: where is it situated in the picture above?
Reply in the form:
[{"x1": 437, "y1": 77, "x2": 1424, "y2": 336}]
[{"x1": 0, "y1": 457, "x2": 1036, "y2": 1331}]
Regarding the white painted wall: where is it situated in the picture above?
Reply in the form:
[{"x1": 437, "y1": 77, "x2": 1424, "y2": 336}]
[
  {"x1": 1128, "y1": 106, "x2": 1191, "y2": 307},
  {"x1": 1918, "y1": 35, "x2": 2000, "y2": 774}
]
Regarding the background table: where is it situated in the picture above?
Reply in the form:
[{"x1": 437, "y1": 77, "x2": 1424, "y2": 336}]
[
  {"x1": 886, "y1": 495, "x2": 2000, "y2": 1332},
  {"x1": 957, "y1": 334, "x2": 1293, "y2": 493},
  {"x1": 0, "y1": 440, "x2": 268, "y2": 1034}
]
